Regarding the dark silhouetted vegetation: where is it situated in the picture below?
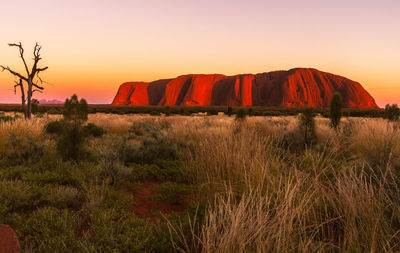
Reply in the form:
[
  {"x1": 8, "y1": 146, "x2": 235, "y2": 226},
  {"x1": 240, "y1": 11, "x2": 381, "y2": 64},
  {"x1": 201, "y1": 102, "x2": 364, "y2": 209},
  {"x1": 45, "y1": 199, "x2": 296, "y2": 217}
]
[
  {"x1": 384, "y1": 104, "x2": 400, "y2": 122},
  {"x1": 330, "y1": 92, "x2": 343, "y2": 129},
  {"x1": 235, "y1": 108, "x2": 247, "y2": 120},
  {"x1": 299, "y1": 107, "x2": 317, "y2": 145}
]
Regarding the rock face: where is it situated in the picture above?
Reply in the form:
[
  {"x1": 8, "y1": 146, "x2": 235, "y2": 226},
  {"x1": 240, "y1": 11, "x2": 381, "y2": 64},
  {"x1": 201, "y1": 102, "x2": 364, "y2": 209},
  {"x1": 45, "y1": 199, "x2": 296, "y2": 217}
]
[
  {"x1": 112, "y1": 68, "x2": 378, "y2": 108},
  {"x1": 0, "y1": 224, "x2": 20, "y2": 253}
]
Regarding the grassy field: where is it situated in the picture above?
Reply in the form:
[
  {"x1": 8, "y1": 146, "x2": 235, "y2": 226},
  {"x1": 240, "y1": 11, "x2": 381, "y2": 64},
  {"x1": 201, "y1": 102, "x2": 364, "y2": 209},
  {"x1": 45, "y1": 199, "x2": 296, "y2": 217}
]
[{"x1": 1, "y1": 112, "x2": 400, "y2": 252}]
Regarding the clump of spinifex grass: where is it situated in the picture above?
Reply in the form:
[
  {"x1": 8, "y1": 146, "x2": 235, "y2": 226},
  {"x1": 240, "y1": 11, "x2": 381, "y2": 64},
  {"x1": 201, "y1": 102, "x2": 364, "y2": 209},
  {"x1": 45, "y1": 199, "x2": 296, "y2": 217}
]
[{"x1": 167, "y1": 116, "x2": 400, "y2": 252}]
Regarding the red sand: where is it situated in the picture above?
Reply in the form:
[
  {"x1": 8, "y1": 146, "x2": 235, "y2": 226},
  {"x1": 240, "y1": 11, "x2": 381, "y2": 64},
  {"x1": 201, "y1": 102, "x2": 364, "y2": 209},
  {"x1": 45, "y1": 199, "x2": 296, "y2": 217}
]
[
  {"x1": 112, "y1": 68, "x2": 378, "y2": 109},
  {"x1": 126, "y1": 182, "x2": 192, "y2": 222}
]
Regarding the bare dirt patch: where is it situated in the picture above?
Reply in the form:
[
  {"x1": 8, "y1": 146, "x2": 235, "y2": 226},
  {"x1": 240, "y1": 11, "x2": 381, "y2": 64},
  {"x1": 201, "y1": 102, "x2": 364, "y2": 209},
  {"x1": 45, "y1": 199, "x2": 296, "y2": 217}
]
[{"x1": 125, "y1": 182, "x2": 192, "y2": 222}]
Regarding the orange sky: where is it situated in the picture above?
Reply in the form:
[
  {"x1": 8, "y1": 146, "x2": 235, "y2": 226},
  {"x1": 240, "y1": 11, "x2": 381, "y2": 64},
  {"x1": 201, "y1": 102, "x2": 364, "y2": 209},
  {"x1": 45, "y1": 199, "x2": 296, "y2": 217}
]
[{"x1": 0, "y1": 0, "x2": 399, "y2": 107}]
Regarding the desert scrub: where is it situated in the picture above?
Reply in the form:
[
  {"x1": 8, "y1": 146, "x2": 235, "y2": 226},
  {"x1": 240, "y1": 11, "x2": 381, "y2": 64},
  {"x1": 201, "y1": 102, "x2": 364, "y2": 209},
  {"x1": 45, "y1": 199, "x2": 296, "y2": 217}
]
[
  {"x1": 123, "y1": 120, "x2": 178, "y2": 164},
  {"x1": 19, "y1": 207, "x2": 82, "y2": 252},
  {"x1": 83, "y1": 122, "x2": 104, "y2": 137},
  {"x1": 0, "y1": 118, "x2": 45, "y2": 154},
  {"x1": 235, "y1": 108, "x2": 247, "y2": 120},
  {"x1": 330, "y1": 92, "x2": 343, "y2": 129},
  {"x1": 299, "y1": 107, "x2": 317, "y2": 145},
  {"x1": 350, "y1": 119, "x2": 400, "y2": 169},
  {"x1": 169, "y1": 115, "x2": 400, "y2": 252},
  {"x1": 383, "y1": 104, "x2": 400, "y2": 121},
  {"x1": 150, "y1": 182, "x2": 192, "y2": 203},
  {"x1": 44, "y1": 120, "x2": 64, "y2": 135},
  {"x1": 0, "y1": 133, "x2": 45, "y2": 165},
  {"x1": 1, "y1": 114, "x2": 400, "y2": 252}
]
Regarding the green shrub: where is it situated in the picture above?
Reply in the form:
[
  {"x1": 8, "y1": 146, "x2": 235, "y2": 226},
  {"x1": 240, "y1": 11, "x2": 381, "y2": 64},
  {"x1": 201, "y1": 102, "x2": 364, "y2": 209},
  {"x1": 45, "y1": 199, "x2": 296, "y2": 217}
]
[
  {"x1": 83, "y1": 123, "x2": 104, "y2": 137},
  {"x1": 130, "y1": 160, "x2": 184, "y2": 182},
  {"x1": 63, "y1": 94, "x2": 88, "y2": 123},
  {"x1": 87, "y1": 208, "x2": 163, "y2": 252},
  {"x1": 35, "y1": 112, "x2": 44, "y2": 118},
  {"x1": 235, "y1": 108, "x2": 247, "y2": 120},
  {"x1": 150, "y1": 110, "x2": 161, "y2": 116},
  {"x1": 207, "y1": 110, "x2": 218, "y2": 116},
  {"x1": 0, "y1": 180, "x2": 43, "y2": 215},
  {"x1": 57, "y1": 124, "x2": 86, "y2": 161},
  {"x1": 330, "y1": 92, "x2": 343, "y2": 129},
  {"x1": 227, "y1": 106, "x2": 233, "y2": 116},
  {"x1": 20, "y1": 207, "x2": 82, "y2": 252},
  {"x1": 45, "y1": 108, "x2": 57, "y2": 114},
  {"x1": 2, "y1": 134, "x2": 44, "y2": 165},
  {"x1": 151, "y1": 182, "x2": 191, "y2": 204},
  {"x1": 46, "y1": 186, "x2": 82, "y2": 209},
  {"x1": 122, "y1": 121, "x2": 177, "y2": 164},
  {"x1": 299, "y1": 107, "x2": 317, "y2": 146},
  {"x1": 31, "y1": 99, "x2": 39, "y2": 115},
  {"x1": 1, "y1": 165, "x2": 32, "y2": 180},
  {"x1": 165, "y1": 106, "x2": 171, "y2": 116},
  {"x1": 45, "y1": 120, "x2": 64, "y2": 135},
  {"x1": 55, "y1": 95, "x2": 90, "y2": 161},
  {"x1": 0, "y1": 115, "x2": 13, "y2": 122},
  {"x1": 384, "y1": 104, "x2": 400, "y2": 121}
]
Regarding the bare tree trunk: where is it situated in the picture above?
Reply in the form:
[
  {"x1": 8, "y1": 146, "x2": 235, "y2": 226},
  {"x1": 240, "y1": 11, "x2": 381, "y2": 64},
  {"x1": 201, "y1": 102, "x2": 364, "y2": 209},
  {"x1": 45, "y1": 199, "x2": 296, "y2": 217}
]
[
  {"x1": 18, "y1": 79, "x2": 27, "y2": 118},
  {"x1": 27, "y1": 79, "x2": 32, "y2": 119}
]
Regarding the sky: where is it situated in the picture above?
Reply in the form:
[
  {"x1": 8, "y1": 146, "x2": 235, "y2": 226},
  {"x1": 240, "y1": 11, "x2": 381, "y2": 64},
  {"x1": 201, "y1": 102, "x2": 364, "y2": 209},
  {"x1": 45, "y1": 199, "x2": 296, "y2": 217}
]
[{"x1": 0, "y1": 0, "x2": 399, "y2": 107}]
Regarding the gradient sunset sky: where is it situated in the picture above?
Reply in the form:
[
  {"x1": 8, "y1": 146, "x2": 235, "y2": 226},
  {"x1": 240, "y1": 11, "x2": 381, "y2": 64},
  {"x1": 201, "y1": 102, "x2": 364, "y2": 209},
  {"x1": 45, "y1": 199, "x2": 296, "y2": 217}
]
[{"x1": 0, "y1": 0, "x2": 399, "y2": 107}]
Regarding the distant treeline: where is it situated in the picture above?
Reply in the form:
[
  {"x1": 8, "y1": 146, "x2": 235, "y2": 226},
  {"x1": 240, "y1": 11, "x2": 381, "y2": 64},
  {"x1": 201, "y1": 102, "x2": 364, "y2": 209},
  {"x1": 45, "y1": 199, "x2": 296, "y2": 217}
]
[{"x1": 0, "y1": 104, "x2": 384, "y2": 118}]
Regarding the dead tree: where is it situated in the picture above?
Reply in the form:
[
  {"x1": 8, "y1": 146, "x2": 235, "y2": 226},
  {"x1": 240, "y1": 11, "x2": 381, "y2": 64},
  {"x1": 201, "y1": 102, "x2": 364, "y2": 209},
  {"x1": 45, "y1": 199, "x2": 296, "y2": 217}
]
[{"x1": 1, "y1": 42, "x2": 48, "y2": 119}]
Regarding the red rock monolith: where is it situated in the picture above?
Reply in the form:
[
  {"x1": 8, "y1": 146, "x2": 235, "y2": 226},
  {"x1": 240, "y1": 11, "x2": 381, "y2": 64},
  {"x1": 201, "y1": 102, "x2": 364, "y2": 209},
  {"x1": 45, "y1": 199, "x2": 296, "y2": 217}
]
[{"x1": 112, "y1": 68, "x2": 378, "y2": 109}]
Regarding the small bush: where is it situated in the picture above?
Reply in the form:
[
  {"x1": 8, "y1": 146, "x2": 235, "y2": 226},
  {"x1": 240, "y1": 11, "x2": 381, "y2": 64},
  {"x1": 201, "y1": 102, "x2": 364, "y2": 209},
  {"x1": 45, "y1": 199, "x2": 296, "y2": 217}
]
[
  {"x1": 227, "y1": 106, "x2": 233, "y2": 116},
  {"x1": 164, "y1": 106, "x2": 171, "y2": 116},
  {"x1": 299, "y1": 107, "x2": 317, "y2": 145},
  {"x1": 330, "y1": 92, "x2": 343, "y2": 129},
  {"x1": 20, "y1": 207, "x2": 82, "y2": 251},
  {"x1": 35, "y1": 112, "x2": 44, "y2": 118},
  {"x1": 235, "y1": 108, "x2": 247, "y2": 120},
  {"x1": 207, "y1": 110, "x2": 218, "y2": 116},
  {"x1": 56, "y1": 124, "x2": 86, "y2": 161},
  {"x1": 83, "y1": 123, "x2": 104, "y2": 137},
  {"x1": 130, "y1": 160, "x2": 184, "y2": 182},
  {"x1": 63, "y1": 94, "x2": 88, "y2": 123},
  {"x1": 2, "y1": 134, "x2": 44, "y2": 165},
  {"x1": 151, "y1": 182, "x2": 191, "y2": 204},
  {"x1": 44, "y1": 185, "x2": 82, "y2": 209},
  {"x1": 0, "y1": 116, "x2": 14, "y2": 122},
  {"x1": 31, "y1": 99, "x2": 39, "y2": 115},
  {"x1": 45, "y1": 120, "x2": 64, "y2": 135},
  {"x1": 384, "y1": 104, "x2": 400, "y2": 121}
]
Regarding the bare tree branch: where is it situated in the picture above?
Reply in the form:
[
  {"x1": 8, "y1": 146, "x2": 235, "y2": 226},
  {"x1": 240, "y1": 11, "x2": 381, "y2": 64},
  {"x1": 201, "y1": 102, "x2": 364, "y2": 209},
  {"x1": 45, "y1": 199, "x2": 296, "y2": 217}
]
[
  {"x1": 36, "y1": 66, "x2": 48, "y2": 83},
  {"x1": 32, "y1": 82, "x2": 44, "y2": 90},
  {"x1": 30, "y1": 43, "x2": 43, "y2": 78},
  {"x1": 0, "y1": 65, "x2": 28, "y2": 81},
  {"x1": 32, "y1": 89, "x2": 43, "y2": 94},
  {"x1": 36, "y1": 67, "x2": 48, "y2": 72},
  {"x1": 8, "y1": 42, "x2": 30, "y2": 76},
  {"x1": 14, "y1": 81, "x2": 20, "y2": 94}
]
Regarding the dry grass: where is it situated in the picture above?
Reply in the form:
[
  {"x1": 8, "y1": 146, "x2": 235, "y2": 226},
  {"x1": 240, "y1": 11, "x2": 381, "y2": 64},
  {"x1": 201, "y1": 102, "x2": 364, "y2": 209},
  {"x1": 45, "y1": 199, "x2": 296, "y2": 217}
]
[
  {"x1": 163, "y1": 115, "x2": 400, "y2": 252},
  {"x1": 2, "y1": 113, "x2": 400, "y2": 252},
  {"x1": 0, "y1": 118, "x2": 46, "y2": 153}
]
